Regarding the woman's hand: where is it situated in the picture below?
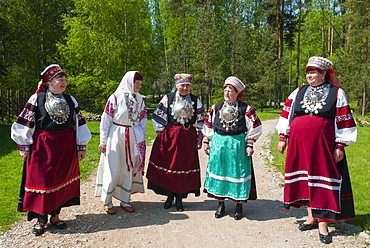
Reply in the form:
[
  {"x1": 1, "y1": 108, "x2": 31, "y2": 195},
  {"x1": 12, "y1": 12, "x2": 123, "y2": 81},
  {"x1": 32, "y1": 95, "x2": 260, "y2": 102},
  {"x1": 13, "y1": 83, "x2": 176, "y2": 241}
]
[
  {"x1": 196, "y1": 132, "x2": 203, "y2": 150},
  {"x1": 246, "y1": 146, "x2": 254, "y2": 156},
  {"x1": 78, "y1": 151, "x2": 86, "y2": 160},
  {"x1": 21, "y1": 152, "x2": 30, "y2": 161},
  {"x1": 333, "y1": 148, "x2": 344, "y2": 163},
  {"x1": 98, "y1": 144, "x2": 106, "y2": 153},
  {"x1": 278, "y1": 141, "x2": 286, "y2": 154},
  {"x1": 203, "y1": 142, "x2": 210, "y2": 155}
]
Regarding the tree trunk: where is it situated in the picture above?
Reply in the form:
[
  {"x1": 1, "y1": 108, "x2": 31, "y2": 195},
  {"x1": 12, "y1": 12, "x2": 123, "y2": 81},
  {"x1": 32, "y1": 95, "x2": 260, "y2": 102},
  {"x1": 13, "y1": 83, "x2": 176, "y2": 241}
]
[
  {"x1": 362, "y1": 81, "x2": 367, "y2": 116},
  {"x1": 295, "y1": 0, "x2": 302, "y2": 88}
]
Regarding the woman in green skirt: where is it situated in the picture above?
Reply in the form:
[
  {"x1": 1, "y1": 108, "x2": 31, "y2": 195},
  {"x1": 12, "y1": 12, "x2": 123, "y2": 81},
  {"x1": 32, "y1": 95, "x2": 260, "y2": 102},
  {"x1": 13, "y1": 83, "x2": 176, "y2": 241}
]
[{"x1": 202, "y1": 76, "x2": 262, "y2": 220}]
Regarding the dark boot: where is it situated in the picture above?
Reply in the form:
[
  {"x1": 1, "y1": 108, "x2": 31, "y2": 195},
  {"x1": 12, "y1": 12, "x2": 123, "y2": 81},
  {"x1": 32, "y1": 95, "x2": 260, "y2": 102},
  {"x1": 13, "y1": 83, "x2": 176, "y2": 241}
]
[
  {"x1": 175, "y1": 193, "x2": 184, "y2": 211},
  {"x1": 234, "y1": 203, "x2": 243, "y2": 220},
  {"x1": 164, "y1": 197, "x2": 173, "y2": 209},
  {"x1": 215, "y1": 201, "x2": 225, "y2": 218}
]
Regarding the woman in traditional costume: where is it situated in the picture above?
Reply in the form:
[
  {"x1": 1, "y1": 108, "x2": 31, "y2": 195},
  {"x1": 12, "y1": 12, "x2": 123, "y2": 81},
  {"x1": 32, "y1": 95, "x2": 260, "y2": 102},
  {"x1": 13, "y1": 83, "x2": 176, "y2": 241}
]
[
  {"x1": 11, "y1": 64, "x2": 91, "y2": 236},
  {"x1": 95, "y1": 71, "x2": 147, "y2": 215},
  {"x1": 146, "y1": 73, "x2": 205, "y2": 211},
  {"x1": 202, "y1": 77, "x2": 262, "y2": 220},
  {"x1": 276, "y1": 57, "x2": 357, "y2": 244}
]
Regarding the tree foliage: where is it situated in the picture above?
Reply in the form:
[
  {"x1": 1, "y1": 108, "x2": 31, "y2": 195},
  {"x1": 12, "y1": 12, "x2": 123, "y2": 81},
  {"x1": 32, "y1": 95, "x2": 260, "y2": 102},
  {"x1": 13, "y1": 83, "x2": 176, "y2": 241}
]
[{"x1": 0, "y1": 0, "x2": 369, "y2": 114}]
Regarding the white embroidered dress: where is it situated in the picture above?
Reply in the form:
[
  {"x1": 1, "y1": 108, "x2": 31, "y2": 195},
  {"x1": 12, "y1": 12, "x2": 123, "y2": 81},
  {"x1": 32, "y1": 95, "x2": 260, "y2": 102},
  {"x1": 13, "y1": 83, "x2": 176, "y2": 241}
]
[{"x1": 95, "y1": 71, "x2": 147, "y2": 205}]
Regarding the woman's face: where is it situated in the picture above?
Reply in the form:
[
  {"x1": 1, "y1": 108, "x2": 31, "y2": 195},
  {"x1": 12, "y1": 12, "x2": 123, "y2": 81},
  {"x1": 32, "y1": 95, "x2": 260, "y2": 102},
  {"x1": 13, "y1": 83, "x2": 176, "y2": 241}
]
[
  {"x1": 48, "y1": 74, "x2": 67, "y2": 94},
  {"x1": 306, "y1": 69, "x2": 326, "y2": 86},
  {"x1": 133, "y1": 80, "x2": 143, "y2": 93},
  {"x1": 224, "y1": 85, "x2": 238, "y2": 103},
  {"x1": 176, "y1": 83, "x2": 191, "y2": 96}
]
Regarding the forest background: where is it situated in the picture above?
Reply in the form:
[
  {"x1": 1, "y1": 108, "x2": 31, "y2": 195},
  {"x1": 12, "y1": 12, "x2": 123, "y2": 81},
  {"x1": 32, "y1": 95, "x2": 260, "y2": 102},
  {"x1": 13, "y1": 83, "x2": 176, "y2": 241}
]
[
  {"x1": 0, "y1": 0, "x2": 370, "y2": 235},
  {"x1": 0, "y1": 0, "x2": 369, "y2": 116}
]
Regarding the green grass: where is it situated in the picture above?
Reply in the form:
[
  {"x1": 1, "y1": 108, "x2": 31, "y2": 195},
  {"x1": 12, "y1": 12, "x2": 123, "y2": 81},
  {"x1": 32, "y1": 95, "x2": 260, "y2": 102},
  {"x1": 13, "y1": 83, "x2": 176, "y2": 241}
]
[
  {"x1": 0, "y1": 125, "x2": 27, "y2": 231},
  {"x1": 346, "y1": 125, "x2": 370, "y2": 230},
  {"x1": 255, "y1": 108, "x2": 281, "y2": 121},
  {"x1": 269, "y1": 117, "x2": 370, "y2": 232}
]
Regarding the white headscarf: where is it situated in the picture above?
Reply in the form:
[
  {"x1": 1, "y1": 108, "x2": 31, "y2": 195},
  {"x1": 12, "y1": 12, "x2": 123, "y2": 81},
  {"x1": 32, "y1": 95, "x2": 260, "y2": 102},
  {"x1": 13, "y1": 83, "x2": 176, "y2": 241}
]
[{"x1": 114, "y1": 71, "x2": 144, "y2": 102}]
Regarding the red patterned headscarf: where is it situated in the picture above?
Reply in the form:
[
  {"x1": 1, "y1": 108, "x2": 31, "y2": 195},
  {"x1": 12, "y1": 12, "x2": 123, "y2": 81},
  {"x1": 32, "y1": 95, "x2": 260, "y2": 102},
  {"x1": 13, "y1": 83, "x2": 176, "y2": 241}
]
[{"x1": 306, "y1": 56, "x2": 341, "y2": 88}]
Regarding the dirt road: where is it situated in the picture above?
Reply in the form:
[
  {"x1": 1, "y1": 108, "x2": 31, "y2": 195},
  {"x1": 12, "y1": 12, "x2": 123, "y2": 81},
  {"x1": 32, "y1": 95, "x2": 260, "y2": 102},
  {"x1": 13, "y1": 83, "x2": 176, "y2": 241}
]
[{"x1": 1, "y1": 119, "x2": 368, "y2": 247}]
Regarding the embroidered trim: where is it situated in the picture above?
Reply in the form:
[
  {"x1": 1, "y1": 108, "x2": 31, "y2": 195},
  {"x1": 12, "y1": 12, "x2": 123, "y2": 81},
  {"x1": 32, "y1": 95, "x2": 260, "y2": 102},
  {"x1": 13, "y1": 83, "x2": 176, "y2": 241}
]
[
  {"x1": 124, "y1": 93, "x2": 140, "y2": 125},
  {"x1": 284, "y1": 199, "x2": 341, "y2": 214},
  {"x1": 25, "y1": 175, "x2": 80, "y2": 194},
  {"x1": 99, "y1": 181, "x2": 143, "y2": 195},
  {"x1": 18, "y1": 145, "x2": 31, "y2": 152},
  {"x1": 284, "y1": 171, "x2": 342, "y2": 190},
  {"x1": 285, "y1": 170, "x2": 341, "y2": 183},
  {"x1": 207, "y1": 169, "x2": 251, "y2": 183},
  {"x1": 149, "y1": 161, "x2": 200, "y2": 174},
  {"x1": 78, "y1": 145, "x2": 86, "y2": 151},
  {"x1": 279, "y1": 135, "x2": 288, "y2": 142}
]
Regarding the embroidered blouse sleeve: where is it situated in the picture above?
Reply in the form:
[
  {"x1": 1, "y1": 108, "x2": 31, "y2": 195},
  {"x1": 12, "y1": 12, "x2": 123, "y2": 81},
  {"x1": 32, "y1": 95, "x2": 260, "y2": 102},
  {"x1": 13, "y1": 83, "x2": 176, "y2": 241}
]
[
  {"x1": 194, "y1": 98, "x2": 206, "y2": 131},
  {"x1": 11, "y1": 94, "x2": 38, "y2": 152},
  {"x1": 245, "y1": 105, "x2": 262, "y2": 147},
  {"x1": 70, "y1": 96, "x2": 91, "y2": 147},
  {"x1": 100, "y1": 94, "x2": 116, "y2": 145},
  {"x1": 152, "y1": 95, "x2": 168, "y2": 133},
  {"x1": 275, "y1": 87, "x2": 300, "y2": 141},
  {"x1": 202, "y1": 105, "x2": 215, "y2": 142},
  {"x1": 334, "y1": 88, "x2": 357, "y2": 148}
]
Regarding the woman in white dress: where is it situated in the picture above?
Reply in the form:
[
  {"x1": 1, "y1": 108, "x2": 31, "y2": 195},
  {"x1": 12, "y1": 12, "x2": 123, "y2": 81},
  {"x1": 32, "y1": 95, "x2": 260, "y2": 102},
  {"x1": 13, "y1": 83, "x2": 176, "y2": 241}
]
[{"x1": 95, "y1": 71, "x2": 147, "y2": 214}]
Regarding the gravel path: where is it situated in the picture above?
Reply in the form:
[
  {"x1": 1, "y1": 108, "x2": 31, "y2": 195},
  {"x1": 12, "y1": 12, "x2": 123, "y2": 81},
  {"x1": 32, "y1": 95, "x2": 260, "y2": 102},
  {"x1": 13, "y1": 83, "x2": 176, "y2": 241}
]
[{"x1": 1, "y1": 119, "x2": 368, "y2": 247}]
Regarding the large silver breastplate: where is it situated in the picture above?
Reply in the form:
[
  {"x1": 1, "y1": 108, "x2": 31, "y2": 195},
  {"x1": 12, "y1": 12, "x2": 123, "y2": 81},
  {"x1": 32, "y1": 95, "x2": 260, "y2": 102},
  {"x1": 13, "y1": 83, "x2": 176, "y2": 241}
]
[
  {"x1": 45, "y1": 91, "x2": 70, "y2": 124},
  {"x1": 219, "y1": 101, "x2": 238, "y2": 131},
  {"x1": 170, "y1": 93, "x2": 194, "y2": 125},
  {"x1": 300, "y1": 84, "x2": 330, "y2": 116}
]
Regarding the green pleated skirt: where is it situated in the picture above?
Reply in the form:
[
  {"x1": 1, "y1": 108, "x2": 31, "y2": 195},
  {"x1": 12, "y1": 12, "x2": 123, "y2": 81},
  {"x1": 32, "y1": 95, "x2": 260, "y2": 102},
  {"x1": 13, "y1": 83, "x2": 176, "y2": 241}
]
[{"x1": 204, "y1": 132, "x2": 255, "y2": 201}]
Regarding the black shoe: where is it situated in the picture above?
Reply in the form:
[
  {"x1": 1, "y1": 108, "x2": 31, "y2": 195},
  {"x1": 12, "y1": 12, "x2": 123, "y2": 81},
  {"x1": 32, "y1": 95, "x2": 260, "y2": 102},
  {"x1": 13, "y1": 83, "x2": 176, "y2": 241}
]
[
  {"x1": 164, "y1": 199, "x2": 173, "y2": 209},
  {"x1": 319, "y1": 232, "x2": 332, "y2": 244},
  {"x1": 298, "y1": 222, "x2": 318, "y2": 231},
  {"x1": 176, "y1": 201, "x2": 184, "y2": 211},
  {"x1": 50, "y1": 217, "x2": 67, "y2": 229},
  {"x1": 234, "y1": 203, "x2": 243, "y2": 220},
  {"x1": 32, "y1": 223, "x2": 45, "y2": 236},
  {"x1": 215, "y1": 201, "x2": 225, "y2": 218}
]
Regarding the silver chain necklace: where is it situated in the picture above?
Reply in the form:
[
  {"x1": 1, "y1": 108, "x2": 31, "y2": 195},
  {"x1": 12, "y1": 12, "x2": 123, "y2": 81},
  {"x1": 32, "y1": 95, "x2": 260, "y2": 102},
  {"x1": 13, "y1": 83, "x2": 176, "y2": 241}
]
[{"x1": 300, "y1": 84, "x2": 330, "y2": 116}]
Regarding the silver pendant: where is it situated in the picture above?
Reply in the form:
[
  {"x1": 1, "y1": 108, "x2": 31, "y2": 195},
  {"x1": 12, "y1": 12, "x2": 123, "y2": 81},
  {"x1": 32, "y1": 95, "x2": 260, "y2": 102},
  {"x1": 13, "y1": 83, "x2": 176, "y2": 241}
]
[
  {"x1": 219, "y1": 101, "x2": 238, "y2": 132},
  {"x1": 170, "y1": 93, "x2": 194, "y2": 125},
  {"x1": 300, "y1": 84, "x2": 330, "y2": 116},
  {"x1": 45, "y1": 91, "x2": 70, "y2": 124}
]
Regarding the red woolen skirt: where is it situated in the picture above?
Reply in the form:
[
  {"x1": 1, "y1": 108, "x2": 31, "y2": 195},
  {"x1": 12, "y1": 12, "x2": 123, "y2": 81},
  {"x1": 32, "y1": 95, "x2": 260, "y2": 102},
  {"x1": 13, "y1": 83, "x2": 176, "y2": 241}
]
[
  {"x1": 19, "y1": 128, "x2": 80, "y2": 215},
  {"x1": 147, "y1": 124, "x2": 201, "y2": 196},
  {"x1": 283, "y1": 115, "x2": 355, "y2": 221}
]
